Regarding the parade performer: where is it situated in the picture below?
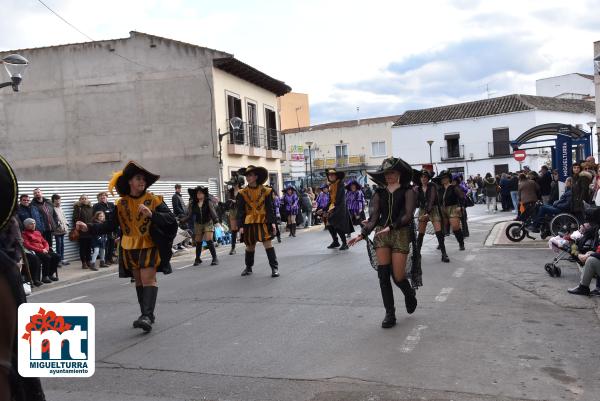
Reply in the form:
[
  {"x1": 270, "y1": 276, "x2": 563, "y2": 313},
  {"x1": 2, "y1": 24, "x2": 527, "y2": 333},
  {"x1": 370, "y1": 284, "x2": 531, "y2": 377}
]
[
  {"x1": 436, "y1": 170, "x2": 466, "y2": 251},
  {"x1": 345, "y1": 179, "x2": 366, "y2": 231},
  {"x1": 315, "y1": 183, "x2": 330, "y2": 226},
  {"x1": 452, "y1": 173, "x2": 470, "y2": 238},
  {"x1": 271, "y1": 189, "x2": 282, "y2": 243},
  {"x1": 325, "y1": 169, "x2": 353, "y2": 250},
  {"x1": 348, "y1": 157, "x2": 418, "y2": 328},
  {"x1": 415, "y1": 170, "x2": 449, "y2": 263},
  {"x1": 283, "y1": 185, "x2": 299, "y2": 237},
  {"x1": 237, "y1": 165, "x2": 280, "y2": 277},
  {"x1": 225, "y1": 175, "x2": 244, "y2": 255},
  {"x1": 76, "y1": 161, "x2": 177, "y2": 333},
  {"x1": 182, "y1": 186, "x2": 220, "y2": 266}
]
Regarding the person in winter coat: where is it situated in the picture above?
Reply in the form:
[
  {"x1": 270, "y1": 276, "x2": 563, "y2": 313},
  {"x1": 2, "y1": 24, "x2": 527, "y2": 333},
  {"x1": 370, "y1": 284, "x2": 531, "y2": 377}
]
[
  {"x1": 499, "y1": 173, "x2": 512, "y2": 211},
  {"x1": 93, "y1": 192, "x2": 117, "y2": 264},
  {"x1": 301, "y1": 190, "x2": 313, "y2": 228},
  {"x1": 22, "y1": 218, "x2": 59, "y2": 283},
  {"x1": 16, "y1": 194, "x2": 44, "y2": 232},
  {"x1": 73, "y1": 194, "x2": 94, "y2": 269},
  {"x1": 31, "y1": 188, "x2": 58, "y2": 248},
  {"x1": 283, "y1": 186, "x2": 300, "y2": 237},
  {"x1": 571, "y1": 162, "x2": 593, "y2": 218},
  {"x1": 509, "y1": 173, "x2": 520, "y2": 214},
  {"x1": 517, "y1": 174, "x2": 540, "y2": 221},
  {"x1": 528, "y1": 177, "x2": 572, "y2": 232},
  {"x1": 51, "y1": 194, "x2": 70, "y2": 266},
  {"x1": 537, "y1": 165, "x2": 553, "y2": 205},
  {"x1": 483, "y1": 173, "x2": 498, "y2": 213}
]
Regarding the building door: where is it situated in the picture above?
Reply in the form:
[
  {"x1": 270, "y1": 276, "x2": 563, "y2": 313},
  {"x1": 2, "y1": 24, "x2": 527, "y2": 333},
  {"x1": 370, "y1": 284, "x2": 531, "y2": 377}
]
[
  {"x1": 265, "y1": 108, "x2": 278, "y2": 150},
  {"x1": 494, "y1": 164, "x2": 509, "y2": 176},
  {"x1": 227, "y1": 95, "x2": 243, "y2": 144},
  {"x1": 336, "y1": 144, "x2": 348, "y2": 167},
  {"x1": 247, "y1": 102, "x2": 259, "y2": 147}
]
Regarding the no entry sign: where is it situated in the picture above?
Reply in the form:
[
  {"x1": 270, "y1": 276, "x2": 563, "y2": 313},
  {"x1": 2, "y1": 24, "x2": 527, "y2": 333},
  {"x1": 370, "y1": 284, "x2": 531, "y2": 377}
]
[{"x1": 513, "y1": 149, "x2": 526, "y2": 162}]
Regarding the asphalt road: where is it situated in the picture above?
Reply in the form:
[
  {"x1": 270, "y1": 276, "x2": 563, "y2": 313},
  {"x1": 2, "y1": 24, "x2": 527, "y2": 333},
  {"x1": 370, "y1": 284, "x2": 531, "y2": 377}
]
[{"x1": 32, "y1": 206, "x2": 600, "y2": 401}]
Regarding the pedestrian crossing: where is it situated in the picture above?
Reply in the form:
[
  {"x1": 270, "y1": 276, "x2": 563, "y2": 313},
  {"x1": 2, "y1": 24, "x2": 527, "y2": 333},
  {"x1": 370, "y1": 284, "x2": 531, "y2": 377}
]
[{"x1": 467, "y1": 212, "x2": 514, "y2": 225}]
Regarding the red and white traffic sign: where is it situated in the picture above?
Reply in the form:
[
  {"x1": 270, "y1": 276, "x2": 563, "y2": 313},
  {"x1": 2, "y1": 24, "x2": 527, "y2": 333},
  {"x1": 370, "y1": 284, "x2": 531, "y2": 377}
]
[{"x1": 513, "y1": 149, "x2": 526, "y2": 162}]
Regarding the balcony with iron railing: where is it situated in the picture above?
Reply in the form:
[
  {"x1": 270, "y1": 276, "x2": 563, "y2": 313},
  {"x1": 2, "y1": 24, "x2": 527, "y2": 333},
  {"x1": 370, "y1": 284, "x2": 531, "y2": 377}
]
[
  {"x1": 226, "y1": 121, "x2": 285, "y2": 159},
  {"x1": 312, "y1": 154, "x2": 367, "y2": 169},
  {"x1": 488, "y1": 141, "x2": 514, "y2": 157},
  {"x1": 440, "y1": 145, "x2": 464, "y2": 161}
]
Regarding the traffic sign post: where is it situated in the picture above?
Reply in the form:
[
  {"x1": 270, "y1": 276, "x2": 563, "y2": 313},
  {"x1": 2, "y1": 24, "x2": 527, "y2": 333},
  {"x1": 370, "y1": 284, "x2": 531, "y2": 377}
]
[{"x1": 513, "y1": 150, "x2": 526, "y2": 162}]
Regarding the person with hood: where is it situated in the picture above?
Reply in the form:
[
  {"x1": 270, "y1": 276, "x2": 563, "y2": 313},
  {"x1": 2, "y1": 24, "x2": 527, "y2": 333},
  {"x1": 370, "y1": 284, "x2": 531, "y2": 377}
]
[
  {"x1": 76, "y1": 161, "x2": 177, "y2": 333},
  {"x1": 345, "y1": 179, "x2": 366, "y2": 230},
  {"x1": 236, "y1": 165, "x2": 280, "y2": 277},
  {"x1": 181, "y1": 186, "x2": 220, "y2": 266},
  {"x1": 437, "y1": 171, "x2": 466, "y2": 251},
  {"x1": 483, "y1": 173, "x2": 498, "y2": 213},
  {"x1": 571, "y1": 162, "x2": 593, "y2": 219},
  {"x1": 225, "y1": 175, "x2": 244, "y2": 255},
  {"x1": 527, "y1": 177, "x2": 572, "y2": 232},
  {"x1": 72, "y1": 194, "x2": 94, "y2": 270},
  {"x1": 415, "y1": 169, "x2": 449, "y2": 262},
  {"x1": 348, "y1": 157, "x2": 418, "y2": 328},
  {"x1": 283, "y1": 185, "x2": 299, "y2": 237},
  {"x1": 324, "y1": 169, "x2": 354, "y2": 250}
]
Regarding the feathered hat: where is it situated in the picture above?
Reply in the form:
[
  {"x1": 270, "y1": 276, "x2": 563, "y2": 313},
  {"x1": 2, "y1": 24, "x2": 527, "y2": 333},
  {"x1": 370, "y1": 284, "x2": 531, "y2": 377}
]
[{"x1": 108, "y1": 161, "x2": 160, "y2": 197}]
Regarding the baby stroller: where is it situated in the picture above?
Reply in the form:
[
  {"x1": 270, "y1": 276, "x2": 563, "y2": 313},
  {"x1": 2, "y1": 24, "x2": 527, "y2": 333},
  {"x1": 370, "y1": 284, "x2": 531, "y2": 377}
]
[{"x1": 544, "y1": 205, "x2": 600, "y2": 277}]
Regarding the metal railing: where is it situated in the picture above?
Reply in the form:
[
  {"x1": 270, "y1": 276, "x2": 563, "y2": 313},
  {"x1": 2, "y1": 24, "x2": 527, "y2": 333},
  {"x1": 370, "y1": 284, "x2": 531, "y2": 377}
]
[
  {"x1": 488, "y1": 141, "x2": 514, "y2": 157},
  {"x1": 226, "y1": 121, "x2": 284, "y2": 151},
  {"x1": 313, "y1": 154, "x2": 366, "y2": 169},
  {"x1": 440, "y1": 145, "x2": 464, "y2": 161}
]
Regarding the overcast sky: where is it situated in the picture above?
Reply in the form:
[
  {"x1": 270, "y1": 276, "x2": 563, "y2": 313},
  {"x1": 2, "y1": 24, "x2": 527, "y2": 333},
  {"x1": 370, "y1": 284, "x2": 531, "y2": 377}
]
[{"x1": 1, "y1": 0, "x2": 598, "y2": 124}]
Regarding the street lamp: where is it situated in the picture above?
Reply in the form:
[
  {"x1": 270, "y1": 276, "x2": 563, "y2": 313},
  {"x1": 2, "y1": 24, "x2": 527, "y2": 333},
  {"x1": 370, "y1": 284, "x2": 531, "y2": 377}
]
[
  {"x1": 588, "y1": 121, "x2": 597, "y2": 160},
  {"x1": 305, "y1": 141, "x2": 314, "y2": 188},
  {"x1": 426, "y1": 140, "x2": 434, "y2": 164},
  {"x1": 0, "y1": 54, "x2": 29, "y2": 92},
  {"x1": 217, "y1": 117, "x2": 244, "y2": 196}
]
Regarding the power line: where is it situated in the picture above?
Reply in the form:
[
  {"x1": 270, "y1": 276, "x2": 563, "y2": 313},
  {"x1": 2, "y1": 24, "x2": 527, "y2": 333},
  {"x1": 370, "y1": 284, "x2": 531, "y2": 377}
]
[{"x1": 35, "y1": 0, "x2": 153, "y2": 70}]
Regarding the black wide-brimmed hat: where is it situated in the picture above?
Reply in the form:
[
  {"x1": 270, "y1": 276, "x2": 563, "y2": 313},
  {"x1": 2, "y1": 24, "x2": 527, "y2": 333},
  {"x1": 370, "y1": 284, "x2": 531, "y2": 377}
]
[
  {"x1": 108, "y1": 161, "x2": 160, "y2": 197},
  {"x1": 238, "y1": 165, "x2": 269, "y2": 185},
  {"x1": 344, "y1": 179, "x2": 362, "y2": 190},
  {"x1": 433, "y1": 170, "x2": 453, "y2": 184},
  {"x1": 325, "y1": 168, "x2": 345, "y2": 181},
  {"x1": 414, "y1": 169, "x2": 435, "y2": 182},
  {"x1": 0, "y1": 155, "x2": 18, "y2": 231},
  {"x1": 188, "y1": 186, "x2": 210, "y2": 201},
  {"x1": 367, "y1": 157, "x2": 412, "y2": 186}
]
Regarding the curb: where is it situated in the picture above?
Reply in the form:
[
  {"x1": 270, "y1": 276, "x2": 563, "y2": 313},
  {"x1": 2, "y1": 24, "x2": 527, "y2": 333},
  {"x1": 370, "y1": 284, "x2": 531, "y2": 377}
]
[{"x1": 484, "y1": 221, "x2": 549, "y2": 249}]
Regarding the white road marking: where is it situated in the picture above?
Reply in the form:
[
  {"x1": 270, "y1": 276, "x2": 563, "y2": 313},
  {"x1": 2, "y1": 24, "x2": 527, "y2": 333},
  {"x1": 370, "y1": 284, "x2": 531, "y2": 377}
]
[
  {"x1": 62, "y1": 295, "x2": 87, "y2": 303},
  {"x1": 400, "y1": 325, "x2": 428, "y2": 353},
  {"x1": 435, "y1": 287, "x2": 454, "y2": 302},
  {"x1": 176, "y1": 264, "x2": 194, "y2": 270},
  {"x1": 452, "y1": 268, "x2": 465, "y2": 278},
  {"x1": 29, "y1": 272, "x2": 118, "y2": 296},
  {"x1": 465, "y1": 254, "x2": 475, "y2": 262}
]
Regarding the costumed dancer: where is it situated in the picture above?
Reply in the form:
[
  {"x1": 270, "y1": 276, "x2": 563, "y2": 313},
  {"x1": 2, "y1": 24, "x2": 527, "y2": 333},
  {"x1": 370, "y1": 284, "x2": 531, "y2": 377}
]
[
  {"x1": 0, "y1": 155, "x2": 47, "y2": 400},
  {"x1": 452, "y1": 173, "x2": 470, "y2": 238},
  {"x1": 436, "y1": 170, "x2": 466, "y2": 251},
  {"x1": 325, "y1": 169, "x2": 353, "y2": 250},
  {"x1": 271, "y1": 189, "x2": 282, "y2": 243},
  {"x1": 415, "y1": 169, "x2": 449, "y2": 263},
  {"x1": 315, "y1": 183, "x2": 330, "y2": 226},
  {"x1": 283, "y1": 185, "x2": 299, "y2": 237},
  {"x1": 345, "y1": 179, "x2": 366, "y2": 235},
  {"x1": 237, "y1": 165, "x2": 280, "y2": 277},
  {"x1": 348, "y1": 157, "x2": 418, "y2": 328},
  {"x1": 76, "y1": 161, "x2": 177, "y2": 333},
  {"x1": 225, "y1": 175, "x2": 244, "y2": 255},
  {"x1": 182, "y1": 186, "x2": 220, "y2": 266}
]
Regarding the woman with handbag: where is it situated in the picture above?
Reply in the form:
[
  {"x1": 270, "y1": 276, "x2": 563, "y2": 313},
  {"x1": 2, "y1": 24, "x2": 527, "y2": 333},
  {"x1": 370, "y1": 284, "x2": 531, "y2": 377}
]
[
  {"x1": 76, "y1": 161, "x2": 177, "y2": 333},
  {"x1": 348, "y1": 157, "x2": 418, "y2": 328}
]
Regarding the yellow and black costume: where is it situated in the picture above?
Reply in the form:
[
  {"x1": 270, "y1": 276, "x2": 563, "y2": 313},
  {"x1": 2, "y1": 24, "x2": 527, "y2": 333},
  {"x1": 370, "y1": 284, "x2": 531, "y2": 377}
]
[
  {"x1": 236, "y1": 165, "x2": 279, "y2": 277},
  {"x1": 88, "y1": 161, "x2": 177, "y2": 332}
]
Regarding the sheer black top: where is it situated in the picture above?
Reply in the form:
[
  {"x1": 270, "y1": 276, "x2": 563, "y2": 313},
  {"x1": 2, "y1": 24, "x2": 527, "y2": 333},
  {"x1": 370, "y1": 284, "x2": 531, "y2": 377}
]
[
  {"x1": 440, "y1": 184, "x2": 464, "y2": 207},
  {"x1": 417, "y1": 182, "x2": 439, "y2": 214},
  {"x1": 361, "y1": 186, "x2": 416, "y2": 237}
]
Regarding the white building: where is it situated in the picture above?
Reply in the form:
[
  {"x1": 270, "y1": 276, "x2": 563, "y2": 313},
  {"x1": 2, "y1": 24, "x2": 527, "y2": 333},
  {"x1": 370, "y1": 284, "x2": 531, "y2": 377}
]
[
  {"x1": 536, "y1": 73, "x2": 595, "y2": 100},
  {"x1": 392, "y1": 94, "x2": 595, "y2": 176},
  {"x1": 282, "y1": 115, "x2": 399, "y2": 186}
]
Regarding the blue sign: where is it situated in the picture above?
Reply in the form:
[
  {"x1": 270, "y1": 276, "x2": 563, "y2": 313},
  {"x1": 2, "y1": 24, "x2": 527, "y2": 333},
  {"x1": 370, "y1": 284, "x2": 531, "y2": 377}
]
[{"x1": 555, "y1": 134, "x2": 572, "y2": 196}]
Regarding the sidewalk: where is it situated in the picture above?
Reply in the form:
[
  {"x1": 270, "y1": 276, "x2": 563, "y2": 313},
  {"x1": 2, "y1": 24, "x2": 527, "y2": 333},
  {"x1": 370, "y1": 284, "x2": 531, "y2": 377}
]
[{"x1": 485, "y1": 220, "x2": 550, "y2": 248}]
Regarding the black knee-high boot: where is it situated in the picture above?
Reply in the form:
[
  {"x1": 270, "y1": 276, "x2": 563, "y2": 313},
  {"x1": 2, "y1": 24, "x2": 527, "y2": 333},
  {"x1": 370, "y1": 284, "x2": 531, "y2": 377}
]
[
  {"x1": 242, "y1": 250, "x2": 254, "y2": 276},
  {"x1": 206, "y1": 240, "x2": 218, "y2": 265},
  {"x1": 135, "y1": 286, "x2": 157, "y2": 332},
  {"x1": 394, "y1": 277, "x2": 417, "y2": 314},
  {"x1": 265, "y1": 247, "x2": 280, "y2": 277},
  {"x1": 276, "y1": 224, "x2": 281, "y2": 243},
  {"x1": 338, "y1": 231, "x2": 348, "y2": 250},
  {"x1": 416, "y1": 233, "x2": 425, "y2": 253},
  {"x1": 327, "y1": 226, "x2": 340, "y2": 248},
  {"x1": 230, "y1": 230, "x2": 237, "y2": 255},
  {"x1": 377, "y1": 265, "x2": 396, "y2": 328},
  {"x1": 435, "y1": 231, "x2": 450, "y2": 263},
  {"x1": 194, "y1": 243, "x2": 203, "y2": 265},
  {"x1": 291, "y1": 223, "x2": 297, "y2": 237},
  {"x1": 454, "y1": 229, "x2": 465, "y2": 251},
  {"x1": 133, "y1": 286, "x2": 144, "y2": 328}
]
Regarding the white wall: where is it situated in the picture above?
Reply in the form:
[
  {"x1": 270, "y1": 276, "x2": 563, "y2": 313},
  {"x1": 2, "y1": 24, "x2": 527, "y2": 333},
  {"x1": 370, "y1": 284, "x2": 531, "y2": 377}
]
[
  {"x1": 536, "y1": 74, "x2": 594, "y2": 99},
  {"x1": 392, "y1": 109, "x2": 596, "y2": 176}
]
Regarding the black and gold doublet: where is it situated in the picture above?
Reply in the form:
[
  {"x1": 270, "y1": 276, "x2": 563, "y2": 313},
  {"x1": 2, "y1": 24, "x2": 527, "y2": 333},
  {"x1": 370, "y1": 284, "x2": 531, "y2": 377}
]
[{"x1": 237, "y1": 185, "x2": 276, "y2": 246}]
